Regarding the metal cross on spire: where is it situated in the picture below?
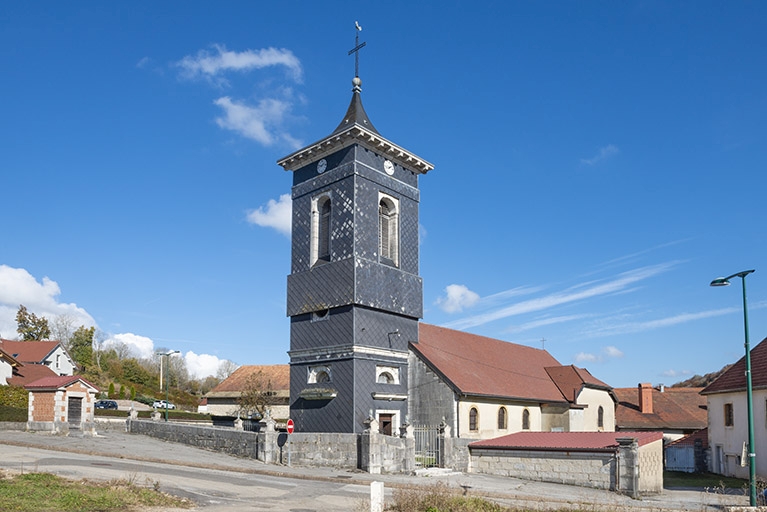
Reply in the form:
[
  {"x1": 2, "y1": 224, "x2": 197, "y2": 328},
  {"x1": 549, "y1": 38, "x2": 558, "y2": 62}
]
[{"x1": 348, "y1": 21, "x2": 366, "y2": 78}]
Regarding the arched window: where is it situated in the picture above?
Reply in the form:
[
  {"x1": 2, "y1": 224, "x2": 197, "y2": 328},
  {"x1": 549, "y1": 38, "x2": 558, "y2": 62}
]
[
  {"x1": 469, "y1": 407, "x2": 478, "y2": 431},
  {"x1": 522, "y1": 409, "x2": 530, "y2": 430},
  {"x1": 597, "y1": 406, "x2": 604, "y2": 429},
  {"x1": 316, "y1": 371, "x2": 330, "y2": 383},
  {"x1": 318, "y1": 196, "x2": 331, "y2": 262},
  {"x1": 378, "y1": 196, "x2": 398, "y2": 267},
  {"x1": 377, "y1": 372, "x2": 394, "y2": 384},
  {"x1": 498, "y1": 407, "x2": 507, "y2": 430}
]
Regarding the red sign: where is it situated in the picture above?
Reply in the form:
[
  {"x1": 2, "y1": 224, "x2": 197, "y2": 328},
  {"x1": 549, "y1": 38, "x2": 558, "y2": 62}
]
[{"x1": 286, "y1": 419, "x2": 294, "y2": 434}]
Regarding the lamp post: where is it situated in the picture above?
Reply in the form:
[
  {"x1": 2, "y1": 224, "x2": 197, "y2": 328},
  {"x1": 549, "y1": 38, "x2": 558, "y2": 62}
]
[
  {"x1": 710, "y1": 269, "x2": 756, "y2": 506},
  {"x1": 158, "y1": 350, "x2": 180, "y2": 422}
]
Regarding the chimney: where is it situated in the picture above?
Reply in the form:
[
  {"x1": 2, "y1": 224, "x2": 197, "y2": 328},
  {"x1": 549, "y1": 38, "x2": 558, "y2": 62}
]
[{"x1": 639, "y1": 383, "x2": 653, "y2": 414}]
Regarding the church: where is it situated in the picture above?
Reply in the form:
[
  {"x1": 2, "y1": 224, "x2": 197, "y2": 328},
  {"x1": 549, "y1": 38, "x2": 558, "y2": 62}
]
[{"x1": 276, "y1": 33, "x2": 614, "y2": 437}]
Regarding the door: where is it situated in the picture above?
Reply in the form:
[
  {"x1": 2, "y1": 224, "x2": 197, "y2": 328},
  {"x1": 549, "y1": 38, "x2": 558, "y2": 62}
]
[
  {"x1": 67, "y1": 397, "x2": 82, "y2": 428},
  {"x1": 378, "y1": 414, "x2": 393, "y2": 436}
]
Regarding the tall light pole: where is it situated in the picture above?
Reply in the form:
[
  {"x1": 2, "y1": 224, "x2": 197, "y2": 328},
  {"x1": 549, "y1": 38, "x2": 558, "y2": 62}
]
[
  {"x1": 157, "y1": 350, "x2": 180, "y2": 422},
  {"x1": 710, "y1": 269, "x2": 756, "y2": 506}
]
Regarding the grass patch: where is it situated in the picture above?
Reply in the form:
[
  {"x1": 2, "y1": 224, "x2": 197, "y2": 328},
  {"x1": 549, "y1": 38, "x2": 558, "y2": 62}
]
[
  {"x1": 388, "y1": 482, "x2": 508, "y2": 512},
  {"x1": 0, "y1": 470, "x2": 191, "y2": 512},
  {"x1": 664, "y1": 470, "x2": 747, "y2": 489}
]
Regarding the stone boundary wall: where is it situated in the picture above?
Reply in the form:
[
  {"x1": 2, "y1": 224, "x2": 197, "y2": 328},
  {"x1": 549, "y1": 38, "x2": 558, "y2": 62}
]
[
  {"x1": 638, "y1": 439, "x2": 663, "y2": 493},
  {"x1": 0, "y1": 422, "x2": 26, "y2": 431},
  {"x1": 470, "y1": 447, "x2": 616, "y2": 490},
  {"x1": 278, "y1": 432, "x2": 359, "y2": 468},
  {"x1": 442, "y1": 436, "x2": 471, "y2": 472}
]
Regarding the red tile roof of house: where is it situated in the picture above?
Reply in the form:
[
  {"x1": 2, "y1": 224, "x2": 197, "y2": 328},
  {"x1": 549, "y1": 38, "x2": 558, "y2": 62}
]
[
  {"x1": 701, "y1": 337, "x2": 767, "y2": 395},
  {"x1": 7, "y1": 363, "x2": 58, "y2": 387},
  {"x1": 614, "y1": 386, "x2": 706, "y2": 430},
  {"x1": 207, "y1": 365, "x2": 290, "y2": 397},
  {"x1": 469, "y1": 431, "x2": 663, "y2": 451},
  {"x1": 0, "y1": 339, "x2": 62, "y2": 363},
  {"x1": 413, "y1": 324, "x2": 570, "y2": 403},
  {"x1": 667, "y1": 428, "x2": 708, "y2": 449},
  {"x1": 24, "y1": 375, "x2": 97, "y2": 391},
  {"x1": 545, "y1": 365, "x2": 614, "y2": 402}
]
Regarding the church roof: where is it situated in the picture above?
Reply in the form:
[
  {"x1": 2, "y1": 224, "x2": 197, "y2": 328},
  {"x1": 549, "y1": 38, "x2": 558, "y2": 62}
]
[
  {"x1": 277, "y1": 77, "x2": 433, "y2": 174},
  {"x1": 701, "y1": 336, "x2": 767, "y2": 394},
  {"x1": 412, "y1": 323, "x2": 571, "y2": 404}
]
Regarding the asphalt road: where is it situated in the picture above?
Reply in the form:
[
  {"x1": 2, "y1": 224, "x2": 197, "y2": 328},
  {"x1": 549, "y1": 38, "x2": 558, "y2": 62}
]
[{"x1": 0, "y1": 429, "x2": 750, "y2": 511}]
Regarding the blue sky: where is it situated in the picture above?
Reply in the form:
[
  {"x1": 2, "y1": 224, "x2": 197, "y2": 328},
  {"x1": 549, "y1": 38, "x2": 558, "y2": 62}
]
[{"x1": 1, "y1": 2, "x2": 765, "y2": 386}]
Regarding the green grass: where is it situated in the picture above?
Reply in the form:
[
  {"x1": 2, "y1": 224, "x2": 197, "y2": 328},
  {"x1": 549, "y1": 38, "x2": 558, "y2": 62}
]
[
  {"x1": 0, "y1": 471, "x2": 191, "y2": 512},
  {"x1": 664, "y1": 470, "x2": 747, "y2": 489}
]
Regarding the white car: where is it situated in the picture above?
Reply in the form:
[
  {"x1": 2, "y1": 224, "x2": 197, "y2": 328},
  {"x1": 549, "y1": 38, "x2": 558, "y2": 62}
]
[{"x1": 152, "y1": 400, "x2": 176, "y2": 409}]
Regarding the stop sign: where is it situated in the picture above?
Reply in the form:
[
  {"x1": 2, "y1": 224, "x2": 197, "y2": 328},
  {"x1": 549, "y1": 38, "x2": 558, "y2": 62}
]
[{"x1": 286, "y1": 419, "x2": 294, "y2": 434}]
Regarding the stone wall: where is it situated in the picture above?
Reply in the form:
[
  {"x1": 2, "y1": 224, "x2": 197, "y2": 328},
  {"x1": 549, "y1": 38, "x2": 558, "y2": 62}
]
[
  {"x1": 470, "y1": 448, "x2": 616, "y2": 490},
  {"x1": 0, "y1": 422, "x2": 26, "y2": 431}
]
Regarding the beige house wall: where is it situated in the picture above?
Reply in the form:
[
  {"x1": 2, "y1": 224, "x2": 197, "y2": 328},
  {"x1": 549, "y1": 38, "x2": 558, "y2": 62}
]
[
  {"x1": 577, "y1": 387, "x2": 616, "y2": 432},
  {"x1": 457, "y1": 400, "x2": 541, "y2": 439},
  {"x1": 706, "y1": 389, "x2": 767, "y2": 479}
]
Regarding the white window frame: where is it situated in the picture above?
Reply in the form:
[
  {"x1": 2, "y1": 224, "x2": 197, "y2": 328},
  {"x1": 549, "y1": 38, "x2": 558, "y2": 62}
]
[
  {"x1": 375, "y1": 365, "x2": 400, "y2": 385},
  {"x1": 307, "y1": 365, "x2": 332, "y2": 384}
]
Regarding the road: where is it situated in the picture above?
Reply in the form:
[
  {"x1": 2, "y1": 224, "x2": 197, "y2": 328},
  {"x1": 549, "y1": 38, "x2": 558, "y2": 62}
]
[{"x1": 1, "y1": 443, "x2": 373, "y2": 511}]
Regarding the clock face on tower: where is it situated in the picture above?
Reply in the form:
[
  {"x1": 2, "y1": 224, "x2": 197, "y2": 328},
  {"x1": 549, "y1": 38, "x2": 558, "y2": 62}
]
[
  {"x1": 384, "y1": 160, "x2": 394, "y2": 175},
  {"x1": 317, "y1": 159, "x2": 327, "y2": 174}
]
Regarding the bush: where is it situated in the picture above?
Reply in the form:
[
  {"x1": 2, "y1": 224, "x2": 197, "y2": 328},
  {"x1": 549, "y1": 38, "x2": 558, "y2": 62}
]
[
  {"x1": 0, "y1": 404, "x2": 27, "y2": 422},
  {"x1": 0, "y1": 385, "x2": 28, "y2": 409}
]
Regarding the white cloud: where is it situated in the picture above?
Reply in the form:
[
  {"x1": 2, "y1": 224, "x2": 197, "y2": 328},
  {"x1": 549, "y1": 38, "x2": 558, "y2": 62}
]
[
  {"x1": 136, "y1": 56, "x2": 150, "y2": 69},
  {"x1": 581, "y1": 144, "x2": 619, "y2": 166},
  {"x1": 444, "y1": 262, "x2": 677, "y2": 330},
  {"x1": 437, "y1": 284, "x2": 480, "y2": 313},
  {"x1": 507, "y1": 314, "x2": 589, "y2": 333},
  {"x1": 176, "y1": 44, "x2": 302, "y2": 83},
  {"x1": 575, "y1": 352, "x2": 598, "y2": 362},
  {"x1": 0, "y1": 265, "x2": 95, "y2": 339},
  {"x1": 104, "y1": 332, "x2": 156, "y2": 359},
  {"x1": 185, "y1": 351, "x2": 225, "y2": 379},
  {"x1": 214, "y1": 96, "x2": 300, "y2": 148},
  {"x1": 661, "y1": 369, "x2": 691, "y2": 378},
  {"x1": 584, "y1": 307, "x2": 741, "y2": 338},
  {"x1": 603, "y1": 345, "x2": 624, "y2": 358},
  {"x1": 247, "y1": 194, "x2": 292, "y2": 236}
]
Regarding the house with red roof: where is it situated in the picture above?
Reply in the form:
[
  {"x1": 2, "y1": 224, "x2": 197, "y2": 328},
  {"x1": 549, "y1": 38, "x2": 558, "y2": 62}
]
[
  {"x1": 409, "y1": 323, "x2": 616, "y2": 439},
  {"x1": 614, "y1": 383, "x2": 707, "y2": 442},
  {"x1": 0, "y1": 346, "x2": 21, "y2": 385},
  {"x1": 701, "y1": 336, "x2": 767, "y2": 479},
  {"x1": 205, "y1": 365, "x2": 290, "y2": 420},
  {"x1": 25, "y1": 375, "x2": 99, "y2": 435},
  {"x1": 0, "y1": 339, "x2": 76, "y2": 376}
]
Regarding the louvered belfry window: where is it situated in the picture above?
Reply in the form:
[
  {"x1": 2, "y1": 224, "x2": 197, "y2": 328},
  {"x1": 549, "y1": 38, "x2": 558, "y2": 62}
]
[{"x1": 318, "y1": 197, "x2": 331, "y2": 262}]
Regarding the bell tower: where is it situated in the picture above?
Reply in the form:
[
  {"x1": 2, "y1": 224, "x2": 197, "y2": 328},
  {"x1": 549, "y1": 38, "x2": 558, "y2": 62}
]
[{"x1": 277, "y1": 31, "x2": 433, "y2": 433}]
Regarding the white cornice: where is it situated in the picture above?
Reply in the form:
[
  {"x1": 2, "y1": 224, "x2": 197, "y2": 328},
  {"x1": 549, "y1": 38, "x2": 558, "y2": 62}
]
[{"x1": 277, "y1": 126, "x2": 434, "y2": 174}]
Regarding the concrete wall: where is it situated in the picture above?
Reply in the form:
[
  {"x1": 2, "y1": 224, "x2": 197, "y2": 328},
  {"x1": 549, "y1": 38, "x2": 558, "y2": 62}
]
[
  {"x1": 470, "y1": 447, "x2": 616, "y2": 490},
  {"x1": 638, "y1": 439, "x2": 664, "y2": 493}
]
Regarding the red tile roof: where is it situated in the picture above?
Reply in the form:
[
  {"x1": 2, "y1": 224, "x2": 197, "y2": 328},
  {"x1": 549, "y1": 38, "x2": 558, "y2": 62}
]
[
  {"x1": 469, "y1": 431, "x2": 663, "y2": 451},
  {"x1": 413, "y1": 324, "x2": 569, "y2": 403},
  {"x1": 614, "y1": 386, "x2": 706, "y2": 430},
  {"x1": 545, "y1": 365, "x2": 613, "y2": 403},
  {"x1": 24, "y1": 375, "x2": 97, "y2": 391},
  {"x1": 207, "y1": 365, "x2": 290, "y2": 397},
  {"x1": 667, "y1": 428, "x2": 708, "y2": 449},
  {"x1": 7, "y1": 363, "x2": 58, "y2": 387},
  {"x1": 0, "y1": 339, "x2": 61, "y2": 363},
  {"x1": 701, "y1": 337, "x2": 767, "y2": 395}
]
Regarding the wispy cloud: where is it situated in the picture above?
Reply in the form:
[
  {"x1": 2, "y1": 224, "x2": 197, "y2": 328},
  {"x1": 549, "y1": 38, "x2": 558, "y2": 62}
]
[
  {"x1": 246, "y1": 194, "x2": 292, "y2": 236},
  {"x1": 661, "y1": 369, "x2": 691, "y2": 378},
  {"x1": 176, "y1": 44, "x2": 302, "y2": 84},
  {"x1": 581, "y1": 144, "x2": 619, "y2": 166},
  {"x1": 575, "y1": 345, "x2": 624, "y2": 364},
  {"x1": 443, "y1": 262, "x2": 677, "y2": 330},
  {"x1": 214, "y1": 96, "x2": 301, "y2": 148},
  {"x1": 583, "y1": 307, "x2": 741, "y2": 338},
  {"x1": 436, "y1": 284, "x2": 480, "y2": 313},
  {"x1": 507, "y1": 314, "x2": 589, "y2": 333}
]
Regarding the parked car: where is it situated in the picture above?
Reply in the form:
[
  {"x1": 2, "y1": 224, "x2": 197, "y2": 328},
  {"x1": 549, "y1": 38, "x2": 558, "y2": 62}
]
[
  {"x1": 94, "y1": 400, "x2": 118, "y2": 410},
  {"x1": 152, "y1": 400, "x2": 176, "y2": 409}
]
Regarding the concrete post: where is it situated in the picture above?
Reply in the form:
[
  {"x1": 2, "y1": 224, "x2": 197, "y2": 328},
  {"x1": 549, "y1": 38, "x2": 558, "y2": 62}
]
[
  {"x1": 616, "y1": 437, "x2": 639, "y2": 498},
  {"x1": 150, "y1": 411, "x2": 161, "y2": 422},
  {"x1": 438, "y1": 421, "x2": 452, "y2": 469},
  {"x1": 362, "y1": 415, "x2": 382, "y2": 474},
  {"x1": 234, "y1": 417, "x2": 244, "y2": 431},
  {"x1": 370, "y1": 481, "x2": 384, "y2": 512}
]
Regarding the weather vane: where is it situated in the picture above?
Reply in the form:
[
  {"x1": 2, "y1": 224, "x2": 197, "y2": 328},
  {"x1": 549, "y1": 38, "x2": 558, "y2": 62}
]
[{"x1": 348, "y1": 21, "x2": 366, "y2": 78}]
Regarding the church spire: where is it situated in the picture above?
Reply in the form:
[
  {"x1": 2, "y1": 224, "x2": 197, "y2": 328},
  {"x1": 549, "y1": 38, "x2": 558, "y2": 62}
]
[{"x1": 331, "y1": 22, "x2": 378, "y2": 135}]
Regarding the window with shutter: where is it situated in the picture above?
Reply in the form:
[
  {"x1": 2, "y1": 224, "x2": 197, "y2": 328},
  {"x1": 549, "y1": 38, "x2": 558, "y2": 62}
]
[
  {"x1": 378, "y1": 195, "x2": 398, "y2": 267},
  {"x1": 318, "y1": 198, "x2": 331, "y2": 262}
]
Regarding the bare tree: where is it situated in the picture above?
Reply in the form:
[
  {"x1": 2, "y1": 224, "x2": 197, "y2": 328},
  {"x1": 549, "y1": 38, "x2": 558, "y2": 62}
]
[
  {"x1": 237, "y1": 370, "x2": 274, "y2": 419},
  {"x1": 93, "y1": 328, "x2": 108, "y2": 371},
  {"x1": 50, "y1": 314, "x2": 78, "y2": 350},
  {"x1": 216, "y1": 359, "x2": 239, "y2": 380}
]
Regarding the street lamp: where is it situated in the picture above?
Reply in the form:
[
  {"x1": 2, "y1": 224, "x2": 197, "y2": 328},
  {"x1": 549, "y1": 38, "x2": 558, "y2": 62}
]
[
  {"x1": 710, "y1": 269, "x2": 756, "y2": 506},
  {"x1": 157, "y1": 350, "x2": 180, "y2": 422}
]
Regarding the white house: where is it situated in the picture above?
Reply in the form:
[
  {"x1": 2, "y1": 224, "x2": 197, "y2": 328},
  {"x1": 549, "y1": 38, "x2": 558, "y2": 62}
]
[
  {"x1": 0, "y1": 347, "x2": 20, "y2": 385},
  {"x1": 0, "y1": 340, "x2": 76, "y2": 376},
  {"x1": 701, "y1": 336, "x2": 767, "y2": 479}
]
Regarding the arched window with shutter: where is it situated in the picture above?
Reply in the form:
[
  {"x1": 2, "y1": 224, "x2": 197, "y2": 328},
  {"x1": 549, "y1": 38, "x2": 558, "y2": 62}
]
[
  {"x1": 598, "y1": 405, "x2": 604, "y2": 429},
  {"x1": 522, "y1": 408, "x2": 530, "y2": 430},
  {"x1": 498, "y1": 407, "x2": 507, "y2": 430},
  {"x1": 469, "y1": 407, "x2": 478, "y2": 431},
  {"x1": 318, "y1": 196, "x2": 331, "y2": 262},
  {"x1": 378, "y1": 195, "x2": 398, "y2": 267}
]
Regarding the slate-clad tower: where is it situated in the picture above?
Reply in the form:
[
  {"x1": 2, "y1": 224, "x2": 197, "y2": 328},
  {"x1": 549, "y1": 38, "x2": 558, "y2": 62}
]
[{"x1": 277, "y1": 75, "x2": 433, "y2": 433}]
